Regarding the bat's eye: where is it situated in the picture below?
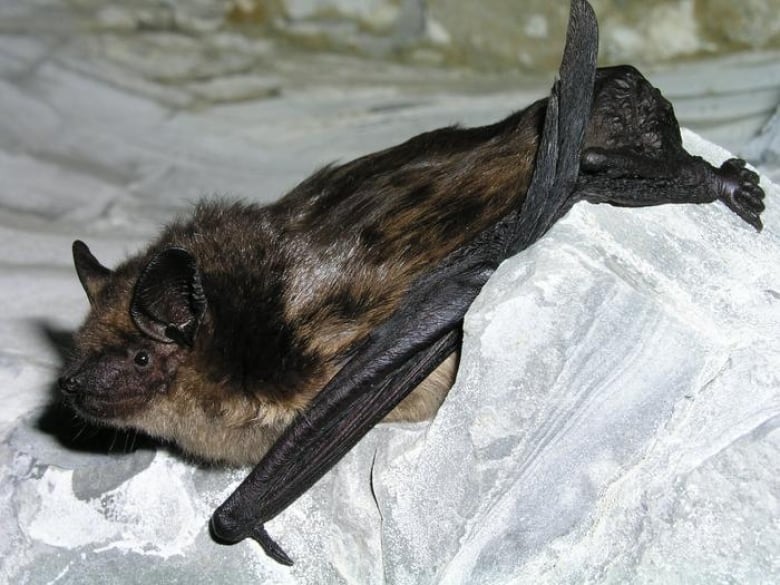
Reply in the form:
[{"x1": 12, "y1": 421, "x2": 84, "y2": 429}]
[{"x1": 134, "y1": 350, "x2": 151, "y2": 367}]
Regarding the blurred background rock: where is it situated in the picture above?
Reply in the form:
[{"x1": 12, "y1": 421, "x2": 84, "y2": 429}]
[
  {"x1": 2, "y1": 0, "x2": 778, "y2": 160},
  {"x1": 225, "y1": 0, "x2": 780, "y2": 70},
  {"x1": 53, "y1": 0, "x2": 779, "y2": 70}
]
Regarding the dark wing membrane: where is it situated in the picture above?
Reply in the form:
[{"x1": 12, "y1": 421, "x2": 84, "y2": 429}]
[{"x1": 211, "y1": 0, "x2": 599, "y2": 564}]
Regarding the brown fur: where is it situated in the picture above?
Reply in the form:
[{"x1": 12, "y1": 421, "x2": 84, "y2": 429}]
[
  {"x1": 61, "y1": 99, "x2": 545, "y2": 466},
  {"x1": 384, "y1": 352, "x2": 459, "y2": 423}
]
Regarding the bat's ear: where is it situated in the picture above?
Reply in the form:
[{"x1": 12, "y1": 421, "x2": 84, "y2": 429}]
[
  {"x1": 131, "y1": 247, "x2": 207, "y2": 347},
  {"x1": 72, "y1": 240, "x2": 112, "y2": 305}
]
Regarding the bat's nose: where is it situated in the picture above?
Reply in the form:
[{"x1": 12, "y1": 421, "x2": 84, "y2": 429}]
[{"x1": 58, "y1": 375, "x2": 82, "y2": 396}]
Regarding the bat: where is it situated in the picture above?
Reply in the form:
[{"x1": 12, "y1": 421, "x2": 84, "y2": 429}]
[{"x1": 59, "y1": 0, "x2": 764, "y2": 565}]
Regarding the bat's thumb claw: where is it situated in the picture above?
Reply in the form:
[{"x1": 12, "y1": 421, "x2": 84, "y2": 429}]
[
  {"x1": 209, "y1": 510, "x2": 249, "y2": 544},
  {"x1": 251, "y1": 524, "x2": 294, "y2": 566},
  {"x1": 210, "y1": 513, "x2": 294, "y2": 566}
]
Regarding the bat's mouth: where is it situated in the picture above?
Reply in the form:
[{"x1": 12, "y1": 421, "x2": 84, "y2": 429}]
[{"x1": 61, "y1": 387, "x2": 147, "y2": 423}]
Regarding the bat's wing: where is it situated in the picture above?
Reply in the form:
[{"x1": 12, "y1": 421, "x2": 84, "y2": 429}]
[{"x1": 210, "y1": 0, "x2": 599, "y2": 565}]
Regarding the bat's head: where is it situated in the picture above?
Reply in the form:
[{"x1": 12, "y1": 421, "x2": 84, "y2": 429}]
[{"x1": 59, "y1": 240, "x2": 207, "y2": 427}]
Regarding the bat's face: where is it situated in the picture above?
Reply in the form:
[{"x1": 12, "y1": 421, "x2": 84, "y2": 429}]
[
  {"x1": 59, "y1": 240, "x2": 300, "y2": 465},
  {"x1": 59, "y1": 323, "x2": 186, "y2": 424},
  {"x1": 59, "y1": 241, "x2": 204, "y2": 428}
]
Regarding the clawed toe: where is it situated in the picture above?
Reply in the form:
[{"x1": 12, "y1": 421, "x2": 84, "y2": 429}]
[
  {"x1": 740, "y1": 187, "x2": 765, "y2": 213},
  {"x1": 720, "y1": 158, "x2": 747, "y2": 173},
  {"x1": 741, "y1": 167, "x2": 760, "y2": 186},
  {"x1": 721, "y1": 195, "x2": 763, "y2": 231},
  {"x1": 721, "y1": 158, "x2": 761, "y2": 187}
]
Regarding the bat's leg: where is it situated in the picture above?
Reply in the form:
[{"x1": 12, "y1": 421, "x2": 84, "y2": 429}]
[
  {"x1": 578, "y1": 154, "x2": 765, "y2": 230},
  {"x1": 576, "y1": 65, "x2": 766, "y2": 230}
]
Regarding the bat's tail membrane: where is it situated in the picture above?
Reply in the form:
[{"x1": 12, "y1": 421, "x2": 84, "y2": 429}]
[{"x1": 210, "y1": 0, "x2": 599, "y2": 565}]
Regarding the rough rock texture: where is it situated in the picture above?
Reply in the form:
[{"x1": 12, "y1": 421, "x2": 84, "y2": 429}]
[{"x1": 7, "y1": 0, "x2": 779, "y2": 70}]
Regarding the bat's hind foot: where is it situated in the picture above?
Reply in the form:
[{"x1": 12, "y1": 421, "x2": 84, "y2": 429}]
[
  {"x1": 715, "y1": 158, "x2": 765, "y2": 231},
  {"x1": 577, "y1": 151, "x2": 766, "y2": 231}
]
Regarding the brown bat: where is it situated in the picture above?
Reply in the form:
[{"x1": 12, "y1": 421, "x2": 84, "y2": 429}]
[{"x1": 59, "y1": 0, "x2": 764, "y2": 565}]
